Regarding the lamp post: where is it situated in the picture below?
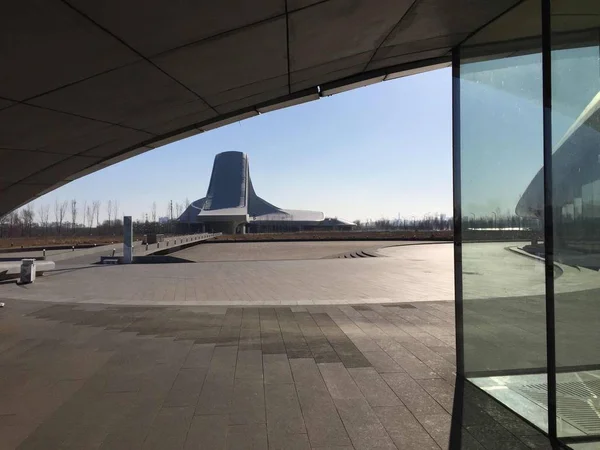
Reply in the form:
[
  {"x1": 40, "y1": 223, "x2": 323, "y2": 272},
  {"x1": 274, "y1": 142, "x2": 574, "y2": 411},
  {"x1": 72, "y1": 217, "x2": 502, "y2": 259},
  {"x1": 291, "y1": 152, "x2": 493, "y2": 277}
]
[
  {"x1": 491, "y1": 211, "x2": 497, "y2": 230},
  {"x1": 470, "y1": 212, "x2": 476, "y2": 230}
]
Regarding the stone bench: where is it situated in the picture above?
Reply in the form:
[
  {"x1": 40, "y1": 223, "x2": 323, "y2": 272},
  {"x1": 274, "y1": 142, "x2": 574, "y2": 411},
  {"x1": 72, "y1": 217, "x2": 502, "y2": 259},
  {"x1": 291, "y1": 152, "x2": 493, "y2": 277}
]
[{"x1": 0, "y1": 260, "x2": 56, "y2": 281}]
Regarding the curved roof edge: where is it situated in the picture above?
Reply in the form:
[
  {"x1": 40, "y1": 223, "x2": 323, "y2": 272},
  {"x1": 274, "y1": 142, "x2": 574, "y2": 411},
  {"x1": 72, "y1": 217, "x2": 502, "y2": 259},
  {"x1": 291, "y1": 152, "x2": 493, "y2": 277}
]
[{"x1": 7, "y1": 57, "x2": 449, "y2": 216}]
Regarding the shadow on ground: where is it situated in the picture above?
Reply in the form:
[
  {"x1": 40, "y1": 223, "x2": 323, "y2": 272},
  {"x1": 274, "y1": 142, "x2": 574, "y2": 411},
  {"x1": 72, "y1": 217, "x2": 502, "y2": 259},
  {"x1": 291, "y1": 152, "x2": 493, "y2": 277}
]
[{"x1": 0, "y1": 298, "x2": 562, "y2": 449}]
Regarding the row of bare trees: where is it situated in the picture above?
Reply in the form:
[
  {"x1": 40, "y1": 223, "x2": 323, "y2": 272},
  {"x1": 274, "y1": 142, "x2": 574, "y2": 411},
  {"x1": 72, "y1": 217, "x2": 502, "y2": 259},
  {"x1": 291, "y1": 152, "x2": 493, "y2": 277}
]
[
  {"x1": 0, "y1": 199, "x2": 120, "y2": 238},
  {"x1": 138, "y1": 199, "x2": 191, "y2": 234},
  {"x1": 145, "y1": 199, "x2": 190, "y2": 223}
]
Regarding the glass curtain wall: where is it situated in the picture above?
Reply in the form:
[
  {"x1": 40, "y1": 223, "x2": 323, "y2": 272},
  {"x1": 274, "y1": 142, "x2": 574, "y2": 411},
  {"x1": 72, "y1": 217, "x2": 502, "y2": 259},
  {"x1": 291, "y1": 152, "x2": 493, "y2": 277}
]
[
  {"x1": 455, "y1": 0, "x2": 600, "y2": 446},
  {"x1": 456, "y1": 0, "x2": 549, "y2": 432},
  {"x1": 550, "y1": 0, "x2": 600, "y2": 445}
]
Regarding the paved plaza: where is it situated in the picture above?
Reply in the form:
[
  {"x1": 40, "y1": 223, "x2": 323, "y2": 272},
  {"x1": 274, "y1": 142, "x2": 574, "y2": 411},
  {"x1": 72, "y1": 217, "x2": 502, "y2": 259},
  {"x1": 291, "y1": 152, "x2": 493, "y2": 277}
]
[
  {"x1": 0, "y1": 300, "x2": 552, "y2": 450},
  {"x1": 0, "y1": 242, "x2": 560, "y2": 449},
  {"x1": 0, "y1": 243, "x2": 454, "y2": 305},
  {"x1": 171, "y1": 240, "x2": 424, "y2": 262}
]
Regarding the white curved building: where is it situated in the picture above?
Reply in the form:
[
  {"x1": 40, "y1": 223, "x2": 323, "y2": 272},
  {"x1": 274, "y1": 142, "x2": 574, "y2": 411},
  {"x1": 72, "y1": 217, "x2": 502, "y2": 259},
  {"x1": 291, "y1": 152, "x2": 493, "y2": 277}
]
[{"x1": 178, "y1": 151, "x2": 353, "y2": 233}]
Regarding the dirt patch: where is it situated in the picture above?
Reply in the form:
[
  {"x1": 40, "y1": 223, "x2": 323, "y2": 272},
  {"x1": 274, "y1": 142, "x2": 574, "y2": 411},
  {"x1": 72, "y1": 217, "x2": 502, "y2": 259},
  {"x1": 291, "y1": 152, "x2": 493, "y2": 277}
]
[{"x1": 0, "y1": 235, "x2": 138, "y2": 251}]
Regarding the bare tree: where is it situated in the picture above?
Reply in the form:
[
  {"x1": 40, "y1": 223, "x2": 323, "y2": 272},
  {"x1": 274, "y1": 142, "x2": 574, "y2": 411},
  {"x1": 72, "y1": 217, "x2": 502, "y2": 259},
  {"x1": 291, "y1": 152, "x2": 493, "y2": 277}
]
[
  {"x1": 8, "y1": 211, "x2": 20, "y2": 236},
  {"x1": 151, "y1": 201, "x2": 157, "y2": 223},
  {"x1": 21, "y1": 203, "x2": 35, "y2": 236},
  {"x1": 93, "y1": 200, "x2": 101, "y2": 229},
  {"x1": 175, "y1": 202, "x2": 183, "y2": 218},
  {"x1": 0, "y1": 213, "x2": 8, "y2": 238},
  {"x1": 168, "y1": 200, "x2": 173, "y2": 220},
  {"x1": 85, "y1": 204, "x2": 94, "y2": 234},
  {"x1": 113, "y1": 200, "x2": 119, "y2": 223},
  {"x1": 107, "y1": 200, "x2": 113, "y2": 227},
  {"x1": 70, "y1": 199, "x2": 78, "y2": 230},
  {"x1": 38, "y1": 204, "x2": 50, "y2": 235},
  {"x1": 54, "y1": 200, "x2": 60, "y2": 234},
  {"x1": 55, "y1": 199, "x2": 68, "y2": 235}
]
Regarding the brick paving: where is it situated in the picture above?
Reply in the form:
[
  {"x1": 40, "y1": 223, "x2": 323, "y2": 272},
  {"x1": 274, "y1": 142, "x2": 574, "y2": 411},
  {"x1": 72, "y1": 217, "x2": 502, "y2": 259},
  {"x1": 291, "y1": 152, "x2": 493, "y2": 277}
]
[
  {"x1": 0, "y1": 244, "x2": 454, "y2": 305},
  {"x1": 0, "y1": 299, "x2": 552, "y2": 450}
]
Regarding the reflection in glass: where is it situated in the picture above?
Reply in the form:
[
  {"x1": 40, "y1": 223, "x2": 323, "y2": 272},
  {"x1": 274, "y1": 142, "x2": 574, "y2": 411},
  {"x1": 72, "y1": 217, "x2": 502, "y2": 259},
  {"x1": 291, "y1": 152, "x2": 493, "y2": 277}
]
[
  {"x1": 456, "y1": 0, "x2": 600, "y2": 445},
  {"x1": 550, "y1": 0, "x2": 600, "y2": 440},
  {"x1": 458, "y1": 0, "x2": 549, "y2": 432}
]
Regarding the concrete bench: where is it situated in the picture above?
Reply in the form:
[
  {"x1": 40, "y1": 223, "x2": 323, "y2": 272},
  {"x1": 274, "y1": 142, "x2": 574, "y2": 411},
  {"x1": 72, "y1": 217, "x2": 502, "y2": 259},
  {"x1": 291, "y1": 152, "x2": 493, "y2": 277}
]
[{"x1": 0, "y1": 260, "x2": 56, "y2": 281}]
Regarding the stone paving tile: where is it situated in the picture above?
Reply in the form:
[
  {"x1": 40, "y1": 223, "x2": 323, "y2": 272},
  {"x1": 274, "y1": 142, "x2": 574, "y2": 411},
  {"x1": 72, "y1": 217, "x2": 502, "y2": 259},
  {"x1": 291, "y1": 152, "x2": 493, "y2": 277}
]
[
  {"x1": 318, "y1": 363, "x2": 396, "y2": 449},
  {"x1": 294, "y1": 312, "x2": 341, "y2": 364},
  {"x1": 276, "y1": 308, "x2": 313, "y2": 359},
  {"x1": 229, "y1": 378, "x2": 266, "y2": 425},
  {"x1": 226, "y1": 423, "x2": 268, "y2": 450},
  {"x1": 184, "y1": 414, "x2": 228, "y2": 449},
  {"x1": 382, "y1": 373, "x2": 447, "y2": 418},
  {"x1": 0, "y1": 300, "x2": 557, "y2": 450},
  {"x1": 17, "y1": 389, "x2": 137, "y2": 450},
  {"x1": 195, "y1": 346, "x2": 237, "y2": 415},
  {"x1": 142, "y1": 406, "x2": 194, "y2": 450},
  {"x1": 182, "y1": 343, "x2": 215, "y2": 369},
  {"x1": 163, "y1": 367, "x2": 207, "y2": 407},
  {"x1": 428, "y1": 345, "x2": 457, "y2": 364},
  {"x1": 266, "y1": 382, "x2": 307, "y2": 435},
  {"x1": 98, "y1": 390, "x2": 166, "y2": 450},
  {"x1": 311, "y1": 313, "x2": 371, "y2": 368},
  {"x1": 374, "y1": 406, "x2": 441, "y2": 450},
  {"x1": 466, "y1": 425, "x2": 530, "y2": 450},
  {"x1": 333, "y1": 399, "x2": 397, "y2": 449},
  {"x1": 290, "y1": 359, "x2": 352, "y2": 448},
  {"x1": 384, "y1": 343, "x2": 440, "y2": 379},
  {"x1": 260, "y1": 309, "x2": 286, "y2": 354},
  {"x1": 235, "y1": 349, "x2": 263, "y2": 380},
  {"x1": 263, "y1": 354, "x2": 293, "y2": 384},
  {"x1": 362, "y1": 350, "x2": 405, "y2": 373},
  {"x1": 418, "y1": 413, "x2": 453, "y2": 448},
  {"x1": 348, "y1": 367, "x2": 402, "y2": 407},
  {"x1": 239, "y1": 326, "x2": 262, "y2": 351},
  {"x1": 309, "y1": 447, "x2": 354, "y2": 450},
  {"x1": 417, "y1": 378, "x2": 455, "y2": 413},
  {"x1": 267, "y1": 432, "x2": 311, "y2": 450}
]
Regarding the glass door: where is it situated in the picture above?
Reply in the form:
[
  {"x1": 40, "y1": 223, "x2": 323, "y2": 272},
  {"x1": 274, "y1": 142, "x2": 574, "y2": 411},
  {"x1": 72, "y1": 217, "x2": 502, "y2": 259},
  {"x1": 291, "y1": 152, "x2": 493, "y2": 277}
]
[{"x1": 550, "y1": 0, "x2": 600, "y2": 445}]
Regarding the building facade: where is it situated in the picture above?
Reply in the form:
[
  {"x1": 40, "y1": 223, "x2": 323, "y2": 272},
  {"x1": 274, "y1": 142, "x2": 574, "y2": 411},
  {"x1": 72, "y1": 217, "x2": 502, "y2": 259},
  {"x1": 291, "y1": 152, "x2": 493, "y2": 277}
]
[
  {"x1": 178, "y1": 151, "x2": 354, "y2": 233},
  {"x1": 454, "y1": 1, "x2": 600, "y2": 447}
]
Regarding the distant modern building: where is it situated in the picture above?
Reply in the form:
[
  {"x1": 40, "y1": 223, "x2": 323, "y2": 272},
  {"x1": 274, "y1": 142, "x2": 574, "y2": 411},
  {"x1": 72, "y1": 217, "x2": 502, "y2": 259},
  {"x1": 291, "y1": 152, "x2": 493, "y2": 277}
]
[
  {"x1": 516, "y1": 92, "x2": 600, "y2": 257},
  {"x1": 178, "y1": 151, "x2": 354, "y2": 234}
]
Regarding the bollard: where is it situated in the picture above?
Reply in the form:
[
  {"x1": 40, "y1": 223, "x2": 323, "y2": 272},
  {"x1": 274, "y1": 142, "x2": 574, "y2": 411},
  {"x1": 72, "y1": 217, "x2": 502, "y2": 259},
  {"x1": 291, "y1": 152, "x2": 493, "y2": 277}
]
[
  {"x1": 42, "y1": 249, "x2": 46, "y2": 258},
  {"x1": 72, "y1": 245, "x2": 75, "y2": 251},
  {"x1": 157, "y1": 242, "x2": 160, "y2": 248},
  {"x1": 112, "y1": 248, "x2": 116, "y2": 257},
  {"x1": 146, "y1": 243, "x2": 149, "y2": 251},
  {"x1": 19, "y1": 259, "x2": 36, "y2": 284}
]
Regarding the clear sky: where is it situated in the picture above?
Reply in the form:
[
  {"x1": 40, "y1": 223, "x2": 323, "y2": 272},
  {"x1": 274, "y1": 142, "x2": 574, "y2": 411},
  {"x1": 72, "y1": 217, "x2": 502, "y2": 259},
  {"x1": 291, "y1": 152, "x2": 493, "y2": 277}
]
[{"x1": 33, "y1": 68, "x2": 453, "y2": 224}]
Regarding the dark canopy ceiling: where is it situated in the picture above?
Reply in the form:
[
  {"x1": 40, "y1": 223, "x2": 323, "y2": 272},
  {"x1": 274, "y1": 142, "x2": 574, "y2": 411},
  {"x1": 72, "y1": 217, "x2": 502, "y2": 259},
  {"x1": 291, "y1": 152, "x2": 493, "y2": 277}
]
[{"x1": 0, "y1": 0, "x2": 520, "y2": 215}]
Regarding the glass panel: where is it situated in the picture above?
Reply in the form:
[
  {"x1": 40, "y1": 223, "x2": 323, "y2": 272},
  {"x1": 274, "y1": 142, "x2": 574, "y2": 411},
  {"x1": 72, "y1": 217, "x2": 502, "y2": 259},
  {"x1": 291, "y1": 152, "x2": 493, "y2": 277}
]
[
  {"x1": 457, "y1": 0, "x2": 549, "y2": 431},
  {"x1": 550, "y1": 0, "x2": 600, "y2": 441}
]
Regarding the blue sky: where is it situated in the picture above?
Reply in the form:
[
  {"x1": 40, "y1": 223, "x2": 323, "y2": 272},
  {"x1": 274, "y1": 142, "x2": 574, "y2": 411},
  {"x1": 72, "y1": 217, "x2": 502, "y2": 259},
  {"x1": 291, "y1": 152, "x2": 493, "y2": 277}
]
[{"x1": 34, "y1": 68, "x2": 453, "y2": 223}]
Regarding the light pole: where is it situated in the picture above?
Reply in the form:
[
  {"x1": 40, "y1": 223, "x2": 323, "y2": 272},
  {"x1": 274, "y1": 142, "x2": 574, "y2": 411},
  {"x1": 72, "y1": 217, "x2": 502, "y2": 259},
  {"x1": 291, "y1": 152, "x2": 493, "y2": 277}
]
[
  {"x1": 470, "y1": 212, "x2": 476, "y2": 230},
  {"x1": 491, "y1": 211, "x2": 497, "y2": 230}
]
